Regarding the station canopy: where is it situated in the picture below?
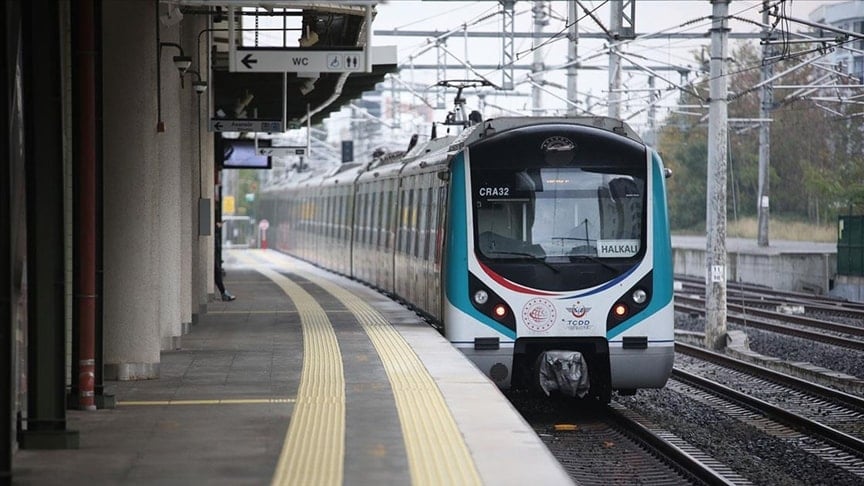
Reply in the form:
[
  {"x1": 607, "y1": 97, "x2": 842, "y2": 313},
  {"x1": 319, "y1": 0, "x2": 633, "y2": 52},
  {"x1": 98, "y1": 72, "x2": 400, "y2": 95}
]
[{"x1": 175, "y1": 1, "x2": 397, "y2": 127}]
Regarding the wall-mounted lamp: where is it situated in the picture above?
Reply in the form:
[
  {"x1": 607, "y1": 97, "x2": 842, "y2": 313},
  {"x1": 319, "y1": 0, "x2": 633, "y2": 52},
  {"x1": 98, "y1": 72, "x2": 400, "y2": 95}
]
[
  {"x1": 161, "y1": 42, "x2": 190, "y2": 75},
  {"x1": 186, "y1": 69, "x2": 208, "y2": 95},
  {"x1": 158, "y1": 41, "x2": 201, "y2": 131},
  {"x1": 173, "y1": 55, "x2": 192, "y2": 75}
]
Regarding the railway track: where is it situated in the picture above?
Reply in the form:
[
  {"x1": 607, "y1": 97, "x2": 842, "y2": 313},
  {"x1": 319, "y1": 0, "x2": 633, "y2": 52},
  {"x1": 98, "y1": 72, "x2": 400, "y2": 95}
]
[
  {"x1": 674, "y1": 298, "x2": 864, "y2": 351},
  {"x1": 675, "y1": 275, "x2": 864, "y2": 318},
  {"x1": 508, "y1": 393, "x2": 748, "y2": 485}
]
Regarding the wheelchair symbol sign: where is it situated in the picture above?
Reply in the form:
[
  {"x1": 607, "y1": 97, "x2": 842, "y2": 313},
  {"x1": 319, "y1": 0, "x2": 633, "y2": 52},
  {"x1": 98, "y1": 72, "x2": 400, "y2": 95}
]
[
  {"x1": 325, "y1": 54, "x2": 361, "y2": 71},
  {"x1": 327, "y1": 54, "x2": 342, "y2": 69}
]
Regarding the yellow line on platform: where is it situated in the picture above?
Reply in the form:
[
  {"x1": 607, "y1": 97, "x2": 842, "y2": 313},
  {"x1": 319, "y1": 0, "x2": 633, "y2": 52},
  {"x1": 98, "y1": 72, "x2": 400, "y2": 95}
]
[
  {"x1": 117, "y1": 398, "x2": 295, "y2": 406},
  {"x1": 235, "y1": 252, "x2": 345, "y2": 486},
  {"x1": 255, "y1": 250, "x2": 482, "y2": 486}
]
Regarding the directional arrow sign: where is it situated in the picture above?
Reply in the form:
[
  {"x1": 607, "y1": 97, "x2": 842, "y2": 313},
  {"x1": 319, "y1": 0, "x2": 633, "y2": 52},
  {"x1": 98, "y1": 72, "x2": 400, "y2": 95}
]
[
  {"x1": 257, "y1": 147, "x2": 306, "y2": 156},
  {"x1": 230, "y1": 48, "x2": 366, "y2": 73},
  {"x1": 209, "y1": 119, "x2": 284, "y2": 133},
  {"x1": 240, "y1": 53, "x2": 258, "y2": 70}
]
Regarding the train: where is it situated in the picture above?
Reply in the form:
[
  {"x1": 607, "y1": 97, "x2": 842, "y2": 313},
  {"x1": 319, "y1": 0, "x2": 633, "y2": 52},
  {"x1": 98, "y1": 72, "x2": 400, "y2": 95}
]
[{"x1": 260, "y1": 115, "x2": 674, "y2": 403}]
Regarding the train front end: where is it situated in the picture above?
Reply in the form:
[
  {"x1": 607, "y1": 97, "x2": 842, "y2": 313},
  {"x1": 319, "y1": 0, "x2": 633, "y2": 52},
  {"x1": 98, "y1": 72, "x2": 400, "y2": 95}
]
[{"x1": 443, "y1": 118, "x2": 674, "y2": 402}]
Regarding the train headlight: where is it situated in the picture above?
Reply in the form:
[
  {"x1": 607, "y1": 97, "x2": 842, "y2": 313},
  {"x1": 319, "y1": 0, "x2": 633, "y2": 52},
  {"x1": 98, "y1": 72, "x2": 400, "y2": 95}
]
[
  {"x1": 613, "y1": 303, "x2": 629, "y2": 318},
  {"x1": 493, "y1": 304, "x2": 508, "y2": 319},
  {"x1": 474, "y1": 290, "x2": 489, "y2": 305},
  {"x1": 632, "y1": 289, "x2": 647, "y2": 305}
]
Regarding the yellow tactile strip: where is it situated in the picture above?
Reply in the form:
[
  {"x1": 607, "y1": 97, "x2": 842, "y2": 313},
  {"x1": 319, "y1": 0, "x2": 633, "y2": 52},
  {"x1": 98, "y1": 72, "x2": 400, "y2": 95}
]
[
  {"x1": 253, "y1": 251, "x2": 482, "y2": 486},
  {"x1": 237, "y1": 259, "x2": 346, "y2": 486}
]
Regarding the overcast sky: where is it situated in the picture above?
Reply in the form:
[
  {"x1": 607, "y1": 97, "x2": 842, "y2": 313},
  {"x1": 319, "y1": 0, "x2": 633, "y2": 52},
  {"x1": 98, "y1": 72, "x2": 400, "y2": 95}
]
[{"x1": 365, "y1": 1, "x2": 849, "y2": 127}]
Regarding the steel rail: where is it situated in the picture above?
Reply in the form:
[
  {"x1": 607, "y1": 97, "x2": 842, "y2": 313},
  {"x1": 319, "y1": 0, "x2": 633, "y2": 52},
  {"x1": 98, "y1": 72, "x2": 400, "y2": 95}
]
[
  {"x1": 675, "y1": 300, "x2": 864, "y2": 351},
  {"x1": 675, "y1": 342, "x2": 864, "y2": 412},
  {"x1": 671, "y1": 369, "x2": 864, "y2": 455}
]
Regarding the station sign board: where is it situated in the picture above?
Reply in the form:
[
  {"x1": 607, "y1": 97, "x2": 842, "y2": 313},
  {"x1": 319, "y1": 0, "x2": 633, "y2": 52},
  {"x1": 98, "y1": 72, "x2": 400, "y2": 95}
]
[
  {"x1": 231, "y1": 48, "x2": 366, "y2": 73},
  {"x1": 256, "y1": 146, "x2": 306, "y2": 156},
  {"x1": 209, "y1": 119, "x2": 284, "y2": 133}
]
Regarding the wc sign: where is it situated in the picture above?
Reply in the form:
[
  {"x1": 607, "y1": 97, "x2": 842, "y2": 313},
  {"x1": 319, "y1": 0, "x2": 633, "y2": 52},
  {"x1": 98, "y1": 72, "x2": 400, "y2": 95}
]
[{"x1": 231, "y1": 48, "x2": 366, "y2": 73}]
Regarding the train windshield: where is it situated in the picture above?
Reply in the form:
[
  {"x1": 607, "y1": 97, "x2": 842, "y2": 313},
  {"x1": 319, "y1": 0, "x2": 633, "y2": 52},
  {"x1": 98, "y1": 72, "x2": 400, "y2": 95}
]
[
  {"x1": 469, "y1": 126, "x2": 646, "y2": 290},
  {"x1": 473, "y1": 168, "x2": 644, "y2": 259}
]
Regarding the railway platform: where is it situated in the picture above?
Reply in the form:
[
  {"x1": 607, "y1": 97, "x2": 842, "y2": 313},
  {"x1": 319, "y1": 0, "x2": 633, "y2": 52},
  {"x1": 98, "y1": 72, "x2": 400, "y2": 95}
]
[
  {"x1": 11, "y1": 249, "x2": 572, "y2": 485},
  {"x1": 672, "y1": 235, "x2": 837, "y2": 296}
]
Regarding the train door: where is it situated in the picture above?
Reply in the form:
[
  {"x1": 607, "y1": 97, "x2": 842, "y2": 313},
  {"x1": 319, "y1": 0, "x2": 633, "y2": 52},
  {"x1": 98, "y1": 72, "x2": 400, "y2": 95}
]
[
  {"x1": 394, "y1": 181, "x2": 410, "y2": 301},
  {"x1": 429, "y1": 176, "x2": 447, "y2": 321}
]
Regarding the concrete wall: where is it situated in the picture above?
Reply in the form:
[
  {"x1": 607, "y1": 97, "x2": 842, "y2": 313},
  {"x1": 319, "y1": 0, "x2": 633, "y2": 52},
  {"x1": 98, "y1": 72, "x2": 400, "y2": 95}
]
[{"x1": 673, "y1": 247, "x2": 837, "y2": 295}]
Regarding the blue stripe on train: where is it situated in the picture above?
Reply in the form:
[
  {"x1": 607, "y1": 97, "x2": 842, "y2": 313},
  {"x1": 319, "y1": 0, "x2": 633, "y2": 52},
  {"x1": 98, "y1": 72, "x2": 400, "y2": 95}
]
[
  {"x1": 606, "y1": 150, "x2": 674, "y2": 340},
  {"x1": 444, "y1": 152, "x2": 518, "y2": 339}
]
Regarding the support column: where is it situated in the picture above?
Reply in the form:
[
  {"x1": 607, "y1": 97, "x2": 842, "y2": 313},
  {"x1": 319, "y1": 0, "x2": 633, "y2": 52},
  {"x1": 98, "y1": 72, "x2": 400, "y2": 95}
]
[
  {"x1": 705, "y1": 0, "x2": 730, "y2": 351},
  {"x1": 1, "y1": 1, "x2": 21, "y2": 478},
  {"x1": 102, "y1": 1, "x2": 161, "y2": 379},
  {"x1": 157, "y1": 12, "x2": 183, "y2": 351},
  {"x1": 20, "y1": 0, "x2": 79, "y2": 448},
  {"x1": 190, "y1": 36, "x2": 215, "y2": 318}
]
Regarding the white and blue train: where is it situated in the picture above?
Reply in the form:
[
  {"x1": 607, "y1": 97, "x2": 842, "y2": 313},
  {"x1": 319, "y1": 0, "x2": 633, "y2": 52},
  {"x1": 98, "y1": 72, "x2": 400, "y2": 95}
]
[{"x1": 260, "y1": 116, "x2": 674, "y2": 402}]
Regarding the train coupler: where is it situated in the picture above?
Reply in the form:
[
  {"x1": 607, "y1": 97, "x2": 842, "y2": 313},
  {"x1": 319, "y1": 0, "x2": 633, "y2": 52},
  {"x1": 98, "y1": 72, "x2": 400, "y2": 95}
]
[{"x1": 537, "y1": 350, "x2": 590, "y2": 398}]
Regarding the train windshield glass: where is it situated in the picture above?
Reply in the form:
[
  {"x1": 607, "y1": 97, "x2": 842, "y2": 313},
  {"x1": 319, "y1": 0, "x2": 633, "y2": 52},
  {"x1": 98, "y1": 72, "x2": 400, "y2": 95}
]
[{"x1": 472, "y1": 166, "x2": 645, "y2": 263}]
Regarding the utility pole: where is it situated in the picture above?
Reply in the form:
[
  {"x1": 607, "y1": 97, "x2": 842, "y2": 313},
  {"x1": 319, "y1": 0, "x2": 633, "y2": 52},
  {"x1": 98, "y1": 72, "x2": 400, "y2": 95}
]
[
  {"x1": 567, "y1": 0, "x2": 579, "y2": 116},
  {"x1": 757, "y1": 0, "x2": 774, "y2": 247},
  {"x1": 532, "y1": 0, "x2": 549, "y2": 114},
  {"x1": 436, "y1": 39, "x2": 446, "y2": 108},
  {"x1": 608, "y1": 0, "x2": 623, "y2": 119},
  {"x1": 646, "y1": 75, "x2": 657, "y2": 147},
  {"x1": 706, "y1": 0, "x2": 730, "y2": 351}
]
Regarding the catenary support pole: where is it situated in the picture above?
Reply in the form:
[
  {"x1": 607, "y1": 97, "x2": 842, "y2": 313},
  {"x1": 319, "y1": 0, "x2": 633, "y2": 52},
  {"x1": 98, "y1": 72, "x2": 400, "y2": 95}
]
[
  {"x1": 566, "y1": 0, "x2": 579, "y2": 116},
  {"x1": 608, "y1": 0, "x2": 623, "y2": 119},
  {"x1": 757, "y1": 0, "x2": 773, "y2": 247},
  {"x1": 705, "y1": 0, "x2": 730, "y2": 350}
]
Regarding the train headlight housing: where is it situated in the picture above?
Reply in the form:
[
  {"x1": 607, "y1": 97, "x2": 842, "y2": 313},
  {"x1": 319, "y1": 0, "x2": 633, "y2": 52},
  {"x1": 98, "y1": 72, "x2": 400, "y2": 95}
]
[
  {"x1": 607, "y1": 272, "x2": 654, "y2": 331},
  {"x1": 474, "y1": 290, "x2": 489, "y2": 305},
  {"x1": 468, "y1": 273, "x2": 516, "y2": 331}
]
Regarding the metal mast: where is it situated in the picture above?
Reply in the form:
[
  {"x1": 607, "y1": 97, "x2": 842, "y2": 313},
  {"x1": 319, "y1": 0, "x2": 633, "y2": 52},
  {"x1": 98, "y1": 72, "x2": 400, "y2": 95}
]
[
  {"x1": 705, "y1": 0, "x2": 730, "y2": 350},
  {"x1": 757, "y1": 0, "x2": 774, "y2": 247},
  {"x1": 567, "y1": 0, "x2": 579, "y2": 116},
  {"x1": 531, "y1": 1, "x2": 549, "y2": 114},
  {"x1": 501, "y1": 0, "x2": 515, "y2": 90},
  {"x1": 608, "y1": 0, "x2": 623, "y2": 119}
]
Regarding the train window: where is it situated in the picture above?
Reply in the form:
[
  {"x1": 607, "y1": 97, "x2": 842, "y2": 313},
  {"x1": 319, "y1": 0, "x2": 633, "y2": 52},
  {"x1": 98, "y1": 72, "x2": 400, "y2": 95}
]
[
  {"x1": 366, "y1": 190, "x2": 375, "y2": 245},
  {"x1": 370, "y1": 190, "x2": 380, "y2": 247},
  {"x1": 422, "y1": 185, "x2": 434, "y2": 260},
  {"x1": 472, "y1": 166, "x2": 645, "y2": 262},
  {"x1": 360, "y1": 191, "x2": 369, "y2": 246},
  {"x1": 416, "y1": 187, "x2": 426, "y2": 259}
]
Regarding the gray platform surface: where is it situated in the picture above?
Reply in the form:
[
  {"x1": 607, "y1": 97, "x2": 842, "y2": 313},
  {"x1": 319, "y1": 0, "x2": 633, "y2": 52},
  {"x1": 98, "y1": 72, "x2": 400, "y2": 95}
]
[{"x1": 11, "y1": 249, "x2": 572, "y2": 485}]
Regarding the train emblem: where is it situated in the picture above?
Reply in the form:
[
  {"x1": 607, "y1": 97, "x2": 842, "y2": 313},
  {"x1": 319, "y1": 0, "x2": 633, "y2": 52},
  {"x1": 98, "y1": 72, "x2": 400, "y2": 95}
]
[{"x1": 522, "y1": 298, "x2": 557, "y2": 332}]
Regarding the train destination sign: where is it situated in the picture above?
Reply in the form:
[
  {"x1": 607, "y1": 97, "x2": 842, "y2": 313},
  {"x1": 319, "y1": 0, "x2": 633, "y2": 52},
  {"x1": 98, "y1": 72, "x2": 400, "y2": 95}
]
[{"x1": 231, "y1": 48, "x2": 366, "y2": 73}]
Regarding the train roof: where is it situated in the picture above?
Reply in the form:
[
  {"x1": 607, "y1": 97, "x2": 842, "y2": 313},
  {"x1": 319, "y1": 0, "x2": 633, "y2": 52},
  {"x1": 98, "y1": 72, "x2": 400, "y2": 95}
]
[
  {"x1": 263, "y1": 116, "x2": 643, "y2": 192},
  {"x1": 449, "y1": 116, "x2": 643, "y2": 150}
]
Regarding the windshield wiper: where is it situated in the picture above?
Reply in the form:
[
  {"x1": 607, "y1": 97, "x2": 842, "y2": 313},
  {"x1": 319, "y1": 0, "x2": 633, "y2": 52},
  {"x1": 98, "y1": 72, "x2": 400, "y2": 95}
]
[
  {"x1": 570, "y1": 254, "x2": 622, "y2": 275},
  {"x1": 484, "y1": 250, "x2": 559, "y2": 273}
]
